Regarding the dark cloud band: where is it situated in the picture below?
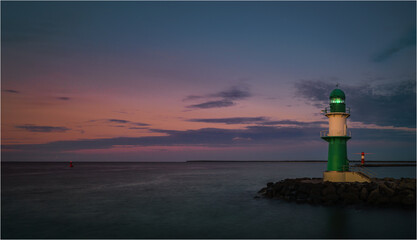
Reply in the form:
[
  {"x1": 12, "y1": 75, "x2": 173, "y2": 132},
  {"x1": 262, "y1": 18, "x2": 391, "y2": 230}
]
[
  {"x1": 15, "y1": 125, "x2": 70, "y2": 133},
  {"x1": 188, "y1": 117, "x2": 327, "y2": 126},
  {"x1": 184, "y1": 85, "x2": 251, "y2": 109},
  {"x1": 3, "y1": 89, "x2": 19, "y2": 94},
  {"x1": 188, "y1": 117, "x2": 267, "y2": 124},
  {"x1": 186, "y1": 100, "x2": 234, "y2": 109}
]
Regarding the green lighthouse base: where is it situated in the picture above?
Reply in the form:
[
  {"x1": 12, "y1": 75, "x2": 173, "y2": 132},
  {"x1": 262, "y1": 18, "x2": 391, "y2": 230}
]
[{"x1": 321, "y1": 136, "x2": 350, "y2": 171}]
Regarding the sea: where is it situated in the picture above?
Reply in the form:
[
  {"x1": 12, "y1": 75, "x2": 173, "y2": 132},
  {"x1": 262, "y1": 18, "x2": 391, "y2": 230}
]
[{"x1": 1, "y1": 162, "x2": 416, "y2": 239}]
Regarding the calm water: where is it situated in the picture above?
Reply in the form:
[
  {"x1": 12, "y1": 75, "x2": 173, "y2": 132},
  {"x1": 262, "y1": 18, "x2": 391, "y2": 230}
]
[{"x1": 2, "y1": 162, "x2": 416, "y2": 239}]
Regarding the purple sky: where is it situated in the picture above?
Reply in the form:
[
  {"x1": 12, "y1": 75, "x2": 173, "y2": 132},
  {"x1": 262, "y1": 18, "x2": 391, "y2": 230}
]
[{"x1": 2, "y1": 1, "x2": 416, "y2": 162}]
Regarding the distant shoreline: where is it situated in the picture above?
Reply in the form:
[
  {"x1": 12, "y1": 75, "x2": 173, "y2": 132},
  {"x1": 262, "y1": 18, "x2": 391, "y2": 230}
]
[
  {"x1": 186, "y1": 160, "x2": 416, "y2": 167},
  {"x1": 187, "y1": 160, "x2": 328, "y2": 163},
  {"x1": 354, "y1": 163, "x2": 417, "y2": 167},
  {"x1": 186, "y1": 160, "x2": 416, "y2": 163}
]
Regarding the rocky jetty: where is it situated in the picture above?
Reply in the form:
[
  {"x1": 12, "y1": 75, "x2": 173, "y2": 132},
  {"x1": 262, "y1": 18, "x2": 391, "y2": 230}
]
[{"x1": 258, "y1": 177, "x2": 416, "y2": 209}]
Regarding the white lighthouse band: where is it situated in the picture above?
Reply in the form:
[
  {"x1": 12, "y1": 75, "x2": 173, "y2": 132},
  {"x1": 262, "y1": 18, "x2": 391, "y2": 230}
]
[{"x1": 326, "y1": 112, "x2": 350, "y2": 136}]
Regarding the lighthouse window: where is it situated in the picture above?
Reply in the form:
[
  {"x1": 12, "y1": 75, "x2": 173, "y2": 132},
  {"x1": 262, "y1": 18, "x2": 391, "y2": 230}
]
[{"x1": 331, "y1": 98, "x2": 344, "y2": 104}]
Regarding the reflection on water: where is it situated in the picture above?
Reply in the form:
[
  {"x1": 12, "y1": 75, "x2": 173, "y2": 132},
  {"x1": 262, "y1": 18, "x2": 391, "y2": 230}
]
[
  {"x1": 327, "y1": 209, "x2": 348, "y2": 238},
  {"x1": 2, "y1": 162, "x2": 416, "y2": 239}
]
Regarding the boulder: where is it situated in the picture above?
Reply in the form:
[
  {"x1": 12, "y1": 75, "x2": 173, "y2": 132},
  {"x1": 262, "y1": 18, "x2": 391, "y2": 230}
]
[
  {"x1": 399, "y1": 189, "x2": 414, "y2": 197},
  {"x1": 390, "y1": 195, "x2": 402, "y2": 205},
  {"x1": 258, "y1": 187, "x2": 267, "y2": 194},
  {"x1": 385, "y1": 181, "x2": 397, "y2": 190},
  {"x1": 367, "y1": 188, "x2": 381, "y2": 204},
  {"x1": 366, "y1": 183, "x2": 378, "y2": 192},
  {"x1": 288, "y1": 183, "x2": 297, "y2": 191},
  {"x1": 311, "y1": 187, "x2": 322, "y2": 196},
  {"x1": 360, "y1": 187, "x2": 368, "y2": 200},
  {"x1": 327, "y1": 193, "x2": 339, "y2": 201},
  {"x1": 398, "y1": 181, "x2": 416, "y2": 191},
  {"x1": 265, "y1": 189, "x2": 273, "y2": 198},
  {"x1": 337, "y1": 184, "x2": 345, "y2": 195},
  {"x1": 322, "y1": 185, "x2": 336, "y2": 196},
  {"x1": 297, "y1": 183, "x2": 309, "y2": 194},
  {"x1": 272, "y1": 183, "x2": 283, "y2": 192},
  {"x1": 280, "y1": 186, "x2": 287, "y2": 195},
  {"x1": 346, "y1": 185, "x2": 360, "y2": 196},
  {"x1": 310, "y1": 193, "x2": 322, "y2": 204},
  {"x1": 379, "y1": 183, "x2": 395, "y2": 197},
  {"x1": 341, "y1": 192, "x2": 360, "y2": 204}
]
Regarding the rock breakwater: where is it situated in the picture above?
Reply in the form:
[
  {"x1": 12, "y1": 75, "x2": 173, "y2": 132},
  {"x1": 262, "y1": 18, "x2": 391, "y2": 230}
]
[{"x1": 258, "y1": 177, "x2": 416, "y2": 209}]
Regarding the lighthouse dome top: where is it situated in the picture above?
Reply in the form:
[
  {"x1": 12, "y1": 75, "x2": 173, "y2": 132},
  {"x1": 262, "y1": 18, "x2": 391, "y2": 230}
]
[{"x1": 329, "y1": 88, "x2": 345, "y2": 99}]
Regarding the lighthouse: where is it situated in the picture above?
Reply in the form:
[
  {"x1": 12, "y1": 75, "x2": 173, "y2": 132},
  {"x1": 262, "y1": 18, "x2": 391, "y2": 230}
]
[{"x1": 321, "y1": 87, "x2": 370, "y2": 182}]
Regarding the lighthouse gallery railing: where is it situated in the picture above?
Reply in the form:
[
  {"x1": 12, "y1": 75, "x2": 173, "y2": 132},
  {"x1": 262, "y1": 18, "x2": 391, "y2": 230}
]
[
  {"x1": 320, "y1": 130, "x2": 351, "y2": 137},
  {"x1": 321, "y1": 107, "x2": 351, "y2": 114}
]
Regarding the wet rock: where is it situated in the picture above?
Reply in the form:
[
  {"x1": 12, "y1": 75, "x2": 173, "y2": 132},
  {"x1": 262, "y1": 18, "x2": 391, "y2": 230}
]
[
  {"x1": 366, "y1": 183, "x2": 378, "y2": 192},
  {"x1": 341, "y1": 192, "x2": 360, "y2": 205},
  {"x1": 385, "y1": 181, "x2": 397, "y2": 190},
  {"x1": 297, "y1": 183, "x2": 310, "y2": 194},
  {"x1": 337, "y1": 184, "x2": 345, "y2": 195},
  {"x1": 327, "y1": 193, "x2": 339, "y2": 201},
  {"x1": 322, "y1": 185, "x2": 336, "y2": 196},
  {"x1": 279, "y1": 186, "x2": 287, "y2": 195},
  {"x1": 273, "y1": 184, "x2": 283, "y2": 192},
  {"x1": 310, "y1": 193, "x2": 322, "y2": 204},
  {"x1": 367, "y1": 188, "x2": 381, "y2": 204},
  {"x1": 398, "y1": 181, "x2": 416, "y2": 191},
  {"x1": 360, "y1": 187, "x2": 368, "y2": 200},
  {"x1": 399, "y1": 189, "x2": 414, "y2": 197},
  {"x1": 265, "y1": 189, "x2": 273, "y2": 198},
  {"x1": 390, "y1": 195, "x2": 402, "y2": 205},
  {"x1": 258, "y1": 187, "x2": 267, "y2": 194},
  {"x1": 379, "y1": 183, "x2": 395, "y2": 197},
  {"x1": 311, "y1": 187, "x2": 322, "y2": 196},
  {"x1": 346, "y1": 185, "x2": 360, "y2": 196},
  {"x1": 288, "y1": 183, "x2": 297, "y2": 191}
]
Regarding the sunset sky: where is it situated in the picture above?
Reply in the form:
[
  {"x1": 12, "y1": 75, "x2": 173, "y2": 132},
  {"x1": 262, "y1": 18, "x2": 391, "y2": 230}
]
[{"x1": 2, "y1": 1, "x2": 416, "y2": 162}]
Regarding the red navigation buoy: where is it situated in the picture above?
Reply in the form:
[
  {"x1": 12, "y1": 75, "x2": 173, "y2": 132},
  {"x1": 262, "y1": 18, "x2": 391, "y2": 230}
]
[{"x1": 69, "y1": 161, "x2": 74, "y2": 168}]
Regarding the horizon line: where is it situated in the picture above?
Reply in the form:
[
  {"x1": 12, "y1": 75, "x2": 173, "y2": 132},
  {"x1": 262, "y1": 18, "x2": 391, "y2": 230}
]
[{"x1": 1, "y1": 160, "x2": 416, "y2": 163}]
